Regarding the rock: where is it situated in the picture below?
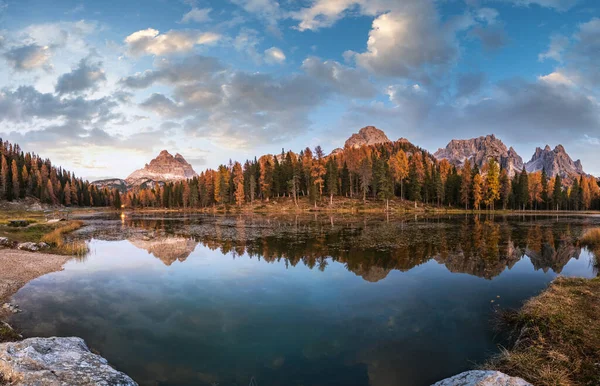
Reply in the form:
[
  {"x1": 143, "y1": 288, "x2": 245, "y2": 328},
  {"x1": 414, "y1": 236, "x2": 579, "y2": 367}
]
[
  {"x1": 432, "y1": 370, "x2": 532, "y2": 386},
  {"x1": 17, "y1": 242, "x2": 40, "y2": 252},
  {"x1": 124, "y1": 150, "x2": 198, "y2": 187},
  {"x1": 0, "y1": 237, "x2": 12, "y2": 247},
  {"x1": 434, "y1": 135, "x2": 524, "y2": 177},
  {"x1": 344, "y1": 126, "x2": 391, "y2": 149},
  {"x1": 90, "y1": 178, "x2": 129, "y2": 193},
  {"x1": 525, "y1": 144, "x2": 584, "y2": 181},
  {"x1": 0, "y1": 337, "x2": 137, "y2": 386},
  {"x1": 37, "y1": 242, "x2": 50, "y2": 250}
]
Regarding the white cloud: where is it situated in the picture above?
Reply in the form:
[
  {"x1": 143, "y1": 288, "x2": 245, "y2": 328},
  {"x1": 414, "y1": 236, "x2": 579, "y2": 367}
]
[
  {"x1": 124, "y1": 28, "x2": 220, "y2": 56},
  {"x1": 291, "y1": 0, "x2": 359, "y2": 31},
  {"x1": 354, "y1": 6, "x2": 462, "y2": 79},
  {"x1": 538, "y1": 71, "x2": 575, "y2": 86},
  {"x1": 264, "y1": 47, "x2": 286, "y2": 64},
  {"x1": 181, "y1": 8, "x2": 212, "y2": 24},
  {"x1": 538, "y1": 34, "x2": 569, "y2": 62},
  {"x1": 503, "y1": 0, "x2": 580, "y2": 11}
]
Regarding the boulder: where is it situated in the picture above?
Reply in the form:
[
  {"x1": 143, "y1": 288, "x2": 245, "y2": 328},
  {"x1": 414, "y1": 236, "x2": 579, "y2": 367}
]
[
  {"x1": 432, "y1": 371, "x2": 532, "y2": 386},
  {"x1": 0, "y1": 237, "x2": 12, "y2": 248},
  {"x1": 17, "y1": 242, "x2": 40, "y2": 252},
  {"x1": 0, "y1": 337, "x2": 137, "y2": 385}
]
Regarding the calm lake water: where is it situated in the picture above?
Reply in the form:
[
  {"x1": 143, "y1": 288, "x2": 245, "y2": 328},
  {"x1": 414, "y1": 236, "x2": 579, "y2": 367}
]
[{"x1": 10, "y1": 214, "x2": 600, "y2": 386}]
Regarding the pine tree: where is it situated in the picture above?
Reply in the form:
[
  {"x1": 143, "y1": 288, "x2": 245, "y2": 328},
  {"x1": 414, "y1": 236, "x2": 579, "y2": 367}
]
[
  {"x1": 358, "y1": 158, "x2": 372, "y2": 203},
  {"x1": 499, "y1": 168, "x2": 511, "y2": 210},
  {"x1": 518, "y1": 167, "x2": 529, "y2": 210},
  {"x1": 553, "y1": 174, "x2": 563, "y2": 211}
]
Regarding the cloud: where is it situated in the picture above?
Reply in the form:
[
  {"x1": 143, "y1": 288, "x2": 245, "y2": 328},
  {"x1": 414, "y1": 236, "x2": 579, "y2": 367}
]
[
  {"x1": 180, "y1": 7, "x2": 211, "y2": 23},
  {"x1": 230, "y1": 0, "x2": 282, "y2": 36},
  {"x1": 502, "y1": 0, "x2": 580, "y2": 11},
  {"x1": 354, "y1": 6, "x2": 464, "y2": 80},
  {"x1": 3, "y1": 44, "x2": 51, "y2": 71},
  {"x1": 538, "y1": 71, "x2": 574, "y2": 86},
  {"x1": 119, "y1": 54, "x2": 224, "y2": 88},
  {"x1": 439, "y1": 78, "x2": 600, "y2": 143},
  {"x1": 124, "y1": 28, "x2": 220, "y2": 56},
  {"x1": 469, "y1": 25, "x2": 508, "y2": 51},
  {"x1": 264, "y1": 47, "x2": 286, "y2": 64},
  {"x1": 55, "y1": 57, "x2": 106, "y2": 95},
  {"x1": 233, "y1": 28, "x2": 262, "y2": 64},
  {"x1": 456, "y1": 72, "x2": 486, "y2": 98},
  {"x1": 139, "y1": 93, "x2": 182, "y2": 117},
  {"x1": 291, "y1": 0, "x2": 360, "y2": 31},
  {"x1": 538, "y1": 34, "x2": 569, "y2": 62},
  {"x1": 0, "y1": 86, "x2": 119, "y2": 123},
  {"x1": 301, "y1": 56, "x2": 376, "y2": 98}
]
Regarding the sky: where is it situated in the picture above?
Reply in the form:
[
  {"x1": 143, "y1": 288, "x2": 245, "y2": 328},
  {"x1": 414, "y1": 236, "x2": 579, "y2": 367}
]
[{"x1": 0, "y1": 0, "x2": 599, "y2": 180}]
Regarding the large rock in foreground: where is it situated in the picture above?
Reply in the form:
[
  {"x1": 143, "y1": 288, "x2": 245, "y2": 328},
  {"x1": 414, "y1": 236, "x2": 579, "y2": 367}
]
[
  {"x1": 0, "y1": 337, "x2": 137, "y2": 385},
  {"x1": 432, "y1": 370, "x2": 531, "y2": 386}
]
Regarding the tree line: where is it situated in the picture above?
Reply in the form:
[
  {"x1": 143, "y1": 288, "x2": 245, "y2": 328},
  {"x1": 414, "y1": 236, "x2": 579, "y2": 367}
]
[
  {"x1": 0, "y1": 139, "x2": 122, "y2": 208},
  {"x1": 124, "y1": 140, "x2": 600, "y2": 211}
]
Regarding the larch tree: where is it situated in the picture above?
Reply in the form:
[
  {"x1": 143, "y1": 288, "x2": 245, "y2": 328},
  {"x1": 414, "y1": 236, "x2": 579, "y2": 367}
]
[
  {"x1": 0, "y1": 155, "x2": 8, "y2": 200},
  {"x1": 472, "y1": 173, "x2": 483, "y2": 210},
  {"x1": 11, "y1": 159, "x2": 19, "y2": 200},
  {"x1": 388, "y1": 150, "x2": 409, "y2": 200},
  {"x1": 232, "y1": 161, "x2": 245, "y2": 206},
  {"x1": 485, "y1": 158, "x2": 500, "y2": 210}
]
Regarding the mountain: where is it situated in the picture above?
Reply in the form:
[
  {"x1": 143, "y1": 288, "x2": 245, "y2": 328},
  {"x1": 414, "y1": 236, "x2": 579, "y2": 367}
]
[
  {"x1": 90, "y1": 178, "x2": 128, "y2": 193},
  {"x1": 525, "y1": 145, "x2": 584, "y2": 180},
  {"x1": 434, "y1": 134, "x2": 524, "y2": 176},
  {"x1": 344, "y1": 126, "x2": 391, "y2": 148},
  {"x1": 125, "y1": 150, "x2": 198, "y2": 187}
]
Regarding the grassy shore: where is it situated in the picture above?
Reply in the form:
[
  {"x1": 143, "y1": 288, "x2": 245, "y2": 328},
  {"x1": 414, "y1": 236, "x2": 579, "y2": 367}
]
[{"x1": 485, "y1": 276, "x2": 600, "y2": 386}]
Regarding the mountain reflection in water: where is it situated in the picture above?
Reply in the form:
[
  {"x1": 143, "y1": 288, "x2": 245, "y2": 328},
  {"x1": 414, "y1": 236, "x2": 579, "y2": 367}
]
[{"x1": 114, "y1": 215, "x2": 593, "y2": 281}]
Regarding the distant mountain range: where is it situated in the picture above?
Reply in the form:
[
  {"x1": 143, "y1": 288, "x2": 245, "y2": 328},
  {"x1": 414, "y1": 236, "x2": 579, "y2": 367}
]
[{"x1": 92, "y1": 126, "x2": 589, "y2": 190}]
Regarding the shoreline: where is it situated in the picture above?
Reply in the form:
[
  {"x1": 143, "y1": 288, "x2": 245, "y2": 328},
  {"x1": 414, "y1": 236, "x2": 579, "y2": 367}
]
[{"x1": 0, "y1": 250, "x2": 71, "y2": 337}]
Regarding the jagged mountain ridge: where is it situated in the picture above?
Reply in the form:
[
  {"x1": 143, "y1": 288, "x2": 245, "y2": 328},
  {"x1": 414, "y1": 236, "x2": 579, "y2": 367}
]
[
  {"x1": 434, "y1": 134, "x2": 524, "y2": 176},
  {"x1": 525, "y1": 145, "x2": 584, "y2": 180},
  {"x1": 125, "y1": 150, "x2": 198, "y2": 187},
  {"x1": 344, "y1": 126, "x2": 391, "y2": 148},
  {"x1": 433, "y1": 134, "x2": 586, "y2": 179},
  {"x1": 92, "y1": 127, "x2": 590, "y2": 191}
]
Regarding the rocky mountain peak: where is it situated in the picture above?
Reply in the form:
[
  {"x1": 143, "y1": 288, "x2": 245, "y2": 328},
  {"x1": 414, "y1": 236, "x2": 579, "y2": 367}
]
[
  {"x1": 525, "y1": 144, "x2": 584, "y2": 180},
  {"x1": 126, "y1": 150, "x2": 198, "y2": 186},
  {"x1": 344, "y1": 126, "x2": 391, "y2": 149},
  {"x1": 434, "y1": 134, "x2": 523, "y2": 176}
]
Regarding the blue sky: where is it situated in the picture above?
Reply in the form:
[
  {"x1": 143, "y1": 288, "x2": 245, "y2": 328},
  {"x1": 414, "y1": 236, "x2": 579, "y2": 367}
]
[{"x1": 0, "y1": 0, "x2": 599, "y2": 179}]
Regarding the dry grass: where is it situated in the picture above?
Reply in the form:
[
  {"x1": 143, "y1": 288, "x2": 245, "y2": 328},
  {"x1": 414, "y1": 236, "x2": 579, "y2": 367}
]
[
  {"x1": 40, "y1": 221, "x2": 88, "y2": 256},
  {"x1": 485, "y1": 277, "x2": 600, "y2": 386},
  {"x1": 0, "y1": 323, "x2": 21, "y2": 344},
  {"x1": 580, "y1": 228, "x2": 600, "y2": 247}
]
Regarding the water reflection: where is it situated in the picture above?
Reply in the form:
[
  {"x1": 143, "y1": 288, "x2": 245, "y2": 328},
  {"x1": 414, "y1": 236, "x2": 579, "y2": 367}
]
[
  {"x1": 10, "y1": 214, "x2": 600, "y2": 386},
  {"x1": 100, "y1": 214, "x2": 594, "y2": 280}
]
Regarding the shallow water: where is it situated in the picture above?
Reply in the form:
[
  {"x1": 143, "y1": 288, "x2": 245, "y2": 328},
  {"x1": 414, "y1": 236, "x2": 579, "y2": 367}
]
[{"x1": 10, "y1": 214, "x2": 599, "y2": 386}]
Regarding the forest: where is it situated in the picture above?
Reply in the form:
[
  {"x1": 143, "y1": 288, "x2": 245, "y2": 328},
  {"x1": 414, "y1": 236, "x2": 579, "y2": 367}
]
[
  {"x1": 0, "y1": 139, "x2": 121, "y2": 208},
  {"x1": 2, "y1": 138, "x2": 600, "y2": 211},
  {"x1": 122, "y1": 140, "x2": 600, "y2": 211}
]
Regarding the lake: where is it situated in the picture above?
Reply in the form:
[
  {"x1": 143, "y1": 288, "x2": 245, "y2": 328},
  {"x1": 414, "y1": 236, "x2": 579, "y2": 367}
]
[{"x1": 9, "y1": 214, "x2": 600, "y2": 386}]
